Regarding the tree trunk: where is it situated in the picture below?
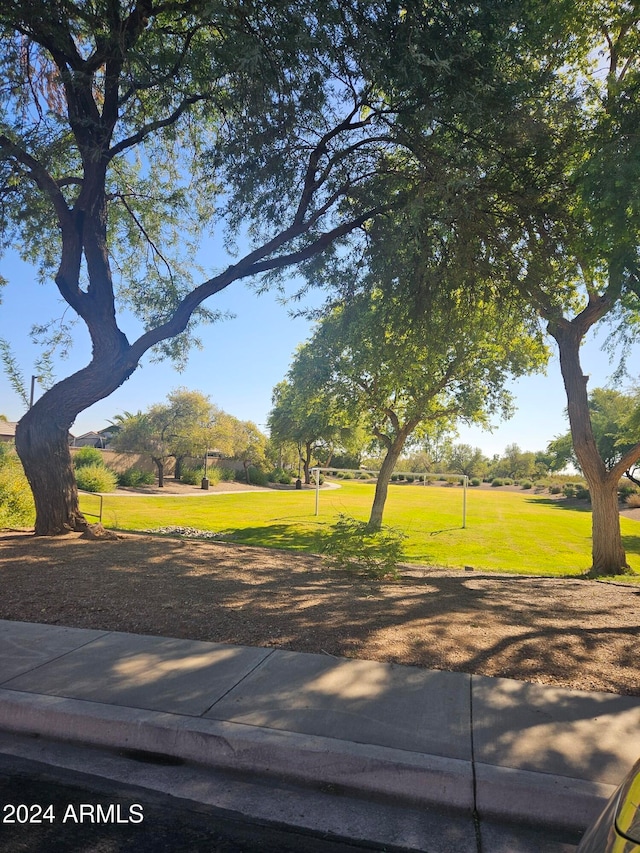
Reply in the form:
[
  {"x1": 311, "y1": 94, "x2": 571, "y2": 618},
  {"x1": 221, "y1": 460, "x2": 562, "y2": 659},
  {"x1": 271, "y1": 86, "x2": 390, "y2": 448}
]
[
  {"x1": 367, "y1": 426, "x2": 413, "y2": 531},
  {"x1": 549, "y1": 315, "x2": 630, "y2": 575},
  {"x1": 15, "y1": 341, "x2": 137, "y2": 535},
  {"x1": 153, "y1": 458, "x2": 165, "y2": 488},
  {"x1": 590, "y1": 476, "x2": 629, "y2": 574},
  {"x1": 303, "y1": 442, "x2": 313, "y2": 485},
  {"x1": 16, "y1": 408, "x2": 87, "y2": 535}
]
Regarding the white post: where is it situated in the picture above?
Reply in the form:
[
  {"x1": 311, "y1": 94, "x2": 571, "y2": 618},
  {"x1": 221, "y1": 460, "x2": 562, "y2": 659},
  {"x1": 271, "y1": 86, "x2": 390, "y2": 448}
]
[
  {"x1": 462, "y1": 475, "x2": 468, "y2": 529},
  {"x1": 313, "y1": 468, "x2": 320, "y2": 516}
]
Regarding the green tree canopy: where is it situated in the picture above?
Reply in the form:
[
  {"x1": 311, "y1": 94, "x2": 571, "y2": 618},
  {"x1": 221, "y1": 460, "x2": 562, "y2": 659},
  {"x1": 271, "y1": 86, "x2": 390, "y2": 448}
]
[
  {"x1": 548, "y1": 387, "x2": 640, "y2": 485},
  {"x1": 294, "y1": 286, "x2": 546, "y2": 528},
  {"x1": 2, "y1": 0, "x2": 454, "y2": 533},
  {"x1": 111, "y1": 389, "x2": 224, "y2": 486},
  {"x1": 314, "y1": 1, "x2": 640, "y2": 573}
]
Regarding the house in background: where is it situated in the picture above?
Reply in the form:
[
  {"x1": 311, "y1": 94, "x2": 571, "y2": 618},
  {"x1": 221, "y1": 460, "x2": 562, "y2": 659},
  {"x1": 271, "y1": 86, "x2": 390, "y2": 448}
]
[
  {"x1": 69, "y1": 428, "x2": 115, "y2": 448},
  {"x1": 0, "y1": 421, "x2": 17, "y2": 443}
]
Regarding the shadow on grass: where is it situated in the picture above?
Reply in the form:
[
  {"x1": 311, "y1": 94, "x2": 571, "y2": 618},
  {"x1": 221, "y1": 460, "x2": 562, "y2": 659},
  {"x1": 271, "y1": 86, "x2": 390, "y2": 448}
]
[
  {"x1": 222, "y1": 523, "x2": 324, "y2": 553},
  {"x1": 429, "y1": 527, "x2": 464, "y2": 536},
  {"x1": 622, "y1": 533, "x2": 640, "y2": 557},
  {"x1": 524, "y1": 496, "x2": 592, "y2": 513}
]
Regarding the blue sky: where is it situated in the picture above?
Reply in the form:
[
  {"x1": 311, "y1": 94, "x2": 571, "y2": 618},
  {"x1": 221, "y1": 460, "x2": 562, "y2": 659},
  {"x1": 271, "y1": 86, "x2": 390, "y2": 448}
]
[{"x1": 0, "y1": 245, "x2": 637, "y2": 458}]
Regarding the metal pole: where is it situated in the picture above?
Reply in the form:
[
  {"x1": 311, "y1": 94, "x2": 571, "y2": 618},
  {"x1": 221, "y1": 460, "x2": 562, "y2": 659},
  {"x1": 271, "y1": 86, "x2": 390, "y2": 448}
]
[
  {"x1": 29, "y1": 375, "x2": 36, "y2": 409},
  {"x1": 462, "y1": 475, "x2": 468, "y2": 529},
  {"x1": 313, "y1": 468, "x2": 320, "y2": 516}
]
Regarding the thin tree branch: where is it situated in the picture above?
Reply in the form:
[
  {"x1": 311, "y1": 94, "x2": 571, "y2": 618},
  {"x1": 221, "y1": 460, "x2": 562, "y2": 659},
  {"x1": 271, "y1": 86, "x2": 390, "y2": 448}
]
[{"x1": 108, "y1": 94, "x2": 208, "y2": 159}]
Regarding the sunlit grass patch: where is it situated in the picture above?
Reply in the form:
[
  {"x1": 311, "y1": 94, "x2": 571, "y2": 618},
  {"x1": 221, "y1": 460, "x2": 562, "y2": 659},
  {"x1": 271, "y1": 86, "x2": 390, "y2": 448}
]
[{"x1": 93, "y1": 481, "x2": 640, "y2": 578}]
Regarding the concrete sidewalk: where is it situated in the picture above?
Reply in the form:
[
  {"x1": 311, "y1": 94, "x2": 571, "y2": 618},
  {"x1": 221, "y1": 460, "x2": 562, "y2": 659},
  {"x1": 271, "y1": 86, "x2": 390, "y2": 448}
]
[{"x1": 0, "y1": 618, "x2": 638, "y2": 841}]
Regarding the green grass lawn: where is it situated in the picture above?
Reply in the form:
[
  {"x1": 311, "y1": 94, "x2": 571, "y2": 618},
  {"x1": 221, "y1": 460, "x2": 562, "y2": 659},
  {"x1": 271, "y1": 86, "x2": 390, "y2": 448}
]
[{"x1": 88, "y1": 481, "x2": 640, "y2": 579}]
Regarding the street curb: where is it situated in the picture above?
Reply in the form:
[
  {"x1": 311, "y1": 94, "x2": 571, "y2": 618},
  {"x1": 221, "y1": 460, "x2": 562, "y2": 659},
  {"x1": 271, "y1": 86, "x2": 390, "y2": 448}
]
[
  {"x1": 0, "y1": 689, "x2": 474, "y2": 811},
  {"x1": 475, "y1": 762, "x2": 614, "y2": 831},
  {"x1": 0, "y1": 688, "x2": 612, "y2": 831}
]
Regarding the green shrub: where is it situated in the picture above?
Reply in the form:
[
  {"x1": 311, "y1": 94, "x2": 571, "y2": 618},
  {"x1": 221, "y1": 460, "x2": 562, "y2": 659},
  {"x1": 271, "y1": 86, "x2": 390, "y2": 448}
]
[
  {"x1": 269, "y1": 468, "x2": 293, "y2": 485},
  {"x1": 406, "y1": 475, "x2": 415, "y2": 483},
  {"x1": 563, "y1": 484, "x2": 576, "y2": 498},
  {"x1": 491, "y1": 478, "x2": 504, "y2": 487},
  {"x1": 470, "y1": 478, "x2": 481, "y2": 486},
  {"x1": 117, "y1": 467, "x2": 155, "y2": 487},
  {"x1": 342, "y1": 472, "x2": 354, "y2": 480},
  {"x1": 391, "y1": 474, "x2": 398, "y2": 482},
  {"x1": 549, "y1": 485, "x2": 562, "y2": 495},
  {"x1": 75, "y1": 463, "x2": 118, "y2": 493},
  {"x1": 0, "y1": 446, "x2": 34, "y2": 527},
  {"x1": 322, "y1": 513, "x2": 406, "y2": 580},
  {"x1": 181, "y1": 466, "x2": 205, "y2": 485},
  {"x1": 73, "y1": 446, "x2": 104, "y2": 468},
  {"x1": 503, "y1": 478, "x2": 513, "y2": 486},
  {"x1": 219, "y1": 467, "x2": 236, "y2": 482},
  {"x1": 238, "y1": 466, "x2": 269, "y2": 486},
  {"x1": 619, "y1": 484, "x2": 639, "y2": 500},
  {"x1": 521, "y1": 481, "x2": 533, "y2": 490},
  {"x1": 206, "y1": 467, "x2": 222, "y2": 485},
  {"x1": 575, "y1": 487, "x2": 590, "y2": 501},
  {"x1": 627, "y1": 494, "x2": 640, "y2": 509}
]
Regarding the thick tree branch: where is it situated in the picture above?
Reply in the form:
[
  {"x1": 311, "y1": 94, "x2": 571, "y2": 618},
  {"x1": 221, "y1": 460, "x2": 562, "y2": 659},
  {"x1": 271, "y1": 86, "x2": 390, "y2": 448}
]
[
  {"x1": 129, "y1": 204, "x2": 385, "y2": 362},
  {"x1": 609, "y1": 442, "x2": 640, "y2": 484}
]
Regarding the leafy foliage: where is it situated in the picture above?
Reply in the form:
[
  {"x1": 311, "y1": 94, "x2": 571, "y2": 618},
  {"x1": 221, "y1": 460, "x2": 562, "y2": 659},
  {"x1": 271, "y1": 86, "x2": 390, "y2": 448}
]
[
  {"x1": 74, "y1": 463, "x2": 117, "y2": 494},
  {"x1": 180, "y1": 467, "x2": 206, "y2": 486},
  {"x1": 548, "y1": 387, "x2": 640, "y2": 482},
  {"x1": 0, "y1": 444, "x2": 34, "y2": 527},
  {"x1": 117, "y1": 467, "x2": 155, "y2": 488},
  {"x1": 73, "y1": 447, "x2": 104, "y2": 469},
  {"x1": 322, "y1": 514, "x2": 406, "y2": 580},
  {"x1": 290, "y1": 285, "x2": 546, "y2": 527}
]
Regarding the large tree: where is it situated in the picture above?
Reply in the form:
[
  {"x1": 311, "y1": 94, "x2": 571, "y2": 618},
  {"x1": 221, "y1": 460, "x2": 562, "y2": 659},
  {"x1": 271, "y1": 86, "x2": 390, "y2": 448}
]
[
  {"x1": 0, "y1": 0, "x2": 422, "y2": 534},
  {"x1": 524, "y1": 4, "x2": 640, "y2": 574},
  {"x1": 110, "y1": 389, "x2": 222, "y2": 486},
  {"x1": 328, "y1": 0, "x2": 640, "y2": 574},
  {"x1": 268, "y1": 361, "x2": 362, "y2": 484},
  {"x1": 291, "y1": 288, "x2": 546, "y2": 530}
]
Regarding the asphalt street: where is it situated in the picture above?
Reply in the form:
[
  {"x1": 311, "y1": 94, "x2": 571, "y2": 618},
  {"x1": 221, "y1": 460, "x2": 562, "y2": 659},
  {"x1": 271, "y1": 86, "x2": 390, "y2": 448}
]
[
  {"x1": 0, "y1": 752, "x2": 584, "y2": 853},
  {"x1": 0, "y1": 753, "x2": 396, "y2": 853}
]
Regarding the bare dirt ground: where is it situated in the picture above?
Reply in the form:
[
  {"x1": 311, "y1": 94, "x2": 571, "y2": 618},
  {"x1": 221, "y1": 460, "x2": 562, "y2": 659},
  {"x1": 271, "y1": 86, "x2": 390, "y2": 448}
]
[{"x1": 1, "y1": 526, "x2": 638, "y2": 696}]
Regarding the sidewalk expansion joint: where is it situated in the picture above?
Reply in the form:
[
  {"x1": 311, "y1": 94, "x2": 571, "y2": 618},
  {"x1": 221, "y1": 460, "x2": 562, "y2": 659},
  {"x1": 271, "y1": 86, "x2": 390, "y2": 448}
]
[
  {"x1": 469, "y1": 674, "x2": 483, "y2": 853},
  {"x1": 200, "y1": 647, "x2": 277, "y2": 717},
  {"x1": 0, "y1": 629, "x2": 112, "y2": 688}
]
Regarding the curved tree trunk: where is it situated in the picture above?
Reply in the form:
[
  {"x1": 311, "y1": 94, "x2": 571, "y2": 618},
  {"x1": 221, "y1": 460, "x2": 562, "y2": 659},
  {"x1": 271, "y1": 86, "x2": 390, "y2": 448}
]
[
  {"x1": 549, "y1": 312, "x2": 630, "y2": 575},
  {"x1": 15, "y1": 346, "x2": 137, "y2": 535},
  {"x1": 153, "y1": 458, "x2": 165, "y2": 488},
  {"x1": 367, "y1": 424, "x2": 414, "y2": 531},
  {"x1": 16, "y1": 407, "x2": 87, "y2": 535}
]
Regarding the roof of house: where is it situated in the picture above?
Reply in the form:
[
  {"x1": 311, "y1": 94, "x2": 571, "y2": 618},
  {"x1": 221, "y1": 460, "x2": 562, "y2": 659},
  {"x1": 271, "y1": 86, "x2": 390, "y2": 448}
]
[{"x1": 0, "y1": 421, "x2": 17, "y2": 439}]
